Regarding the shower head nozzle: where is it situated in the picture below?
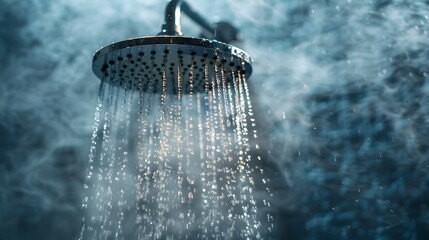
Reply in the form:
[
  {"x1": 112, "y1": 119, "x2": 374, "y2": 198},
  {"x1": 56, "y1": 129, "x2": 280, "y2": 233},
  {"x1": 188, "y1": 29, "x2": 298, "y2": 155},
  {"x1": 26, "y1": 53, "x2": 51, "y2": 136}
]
[{"x1": 93, "y1": 36, "x2": 252, "y2": 94}]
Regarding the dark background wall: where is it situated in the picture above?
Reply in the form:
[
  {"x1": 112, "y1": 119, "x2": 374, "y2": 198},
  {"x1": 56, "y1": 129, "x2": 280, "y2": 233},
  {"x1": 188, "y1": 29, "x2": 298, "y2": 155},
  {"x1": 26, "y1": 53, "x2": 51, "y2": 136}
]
[{"x1": 1, "y1": 0, "x2": 429, "y2": 239}]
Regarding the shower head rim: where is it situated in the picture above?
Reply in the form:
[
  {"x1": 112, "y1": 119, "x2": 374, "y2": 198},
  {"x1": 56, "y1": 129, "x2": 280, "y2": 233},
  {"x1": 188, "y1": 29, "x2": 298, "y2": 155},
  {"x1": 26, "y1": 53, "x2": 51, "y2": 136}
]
[
  {"x1": 93, "y1": 36, "x2": 252, "y2": 66},
  {"x1": 92, "y1": 36, "x2": 253, "y2": 94}
]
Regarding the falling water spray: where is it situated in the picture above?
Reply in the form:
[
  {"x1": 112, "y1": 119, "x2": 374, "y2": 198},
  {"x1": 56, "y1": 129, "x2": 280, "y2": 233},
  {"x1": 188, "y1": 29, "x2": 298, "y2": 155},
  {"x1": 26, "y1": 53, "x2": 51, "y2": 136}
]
[{"x1": 79, "y1": 1, "x2": 273, "y2": 239}]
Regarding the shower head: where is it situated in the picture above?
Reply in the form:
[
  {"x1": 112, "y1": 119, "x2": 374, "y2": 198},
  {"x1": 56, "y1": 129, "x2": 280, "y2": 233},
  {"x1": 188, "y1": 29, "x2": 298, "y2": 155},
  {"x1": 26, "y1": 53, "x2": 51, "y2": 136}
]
[
  {"x1": 92, "y1": 1, "x2": 252, "y2": 94},
  {"x1": 92, "y1": 36, "x2": 252, "y2": 94}
]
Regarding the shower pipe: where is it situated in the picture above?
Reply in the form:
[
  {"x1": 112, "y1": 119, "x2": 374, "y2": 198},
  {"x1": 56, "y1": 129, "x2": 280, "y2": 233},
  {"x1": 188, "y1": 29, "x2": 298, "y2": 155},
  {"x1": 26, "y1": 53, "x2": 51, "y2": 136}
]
[{"x1": 159, "y1": 0, "x2": 240, "y2": 44}]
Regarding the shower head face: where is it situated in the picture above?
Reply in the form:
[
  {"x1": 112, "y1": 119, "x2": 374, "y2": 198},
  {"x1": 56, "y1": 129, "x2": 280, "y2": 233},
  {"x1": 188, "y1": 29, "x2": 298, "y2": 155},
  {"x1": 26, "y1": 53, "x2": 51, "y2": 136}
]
[{"x1": 92, "y1": 36, "x2": 252, "y2": 94}]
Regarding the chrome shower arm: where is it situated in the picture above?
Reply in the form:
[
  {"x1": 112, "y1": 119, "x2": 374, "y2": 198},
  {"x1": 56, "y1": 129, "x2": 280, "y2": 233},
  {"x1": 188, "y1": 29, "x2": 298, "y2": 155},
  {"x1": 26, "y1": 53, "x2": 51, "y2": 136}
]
[
  {"x1": 160, "y1": 0, "x2": 215, "y2": 36},
  {"x1": 160, "y1": 0, "x2": 184, "y2": 36},
  {"x1": 159, "y1": 0, "x2": 240, "y2": 44}
]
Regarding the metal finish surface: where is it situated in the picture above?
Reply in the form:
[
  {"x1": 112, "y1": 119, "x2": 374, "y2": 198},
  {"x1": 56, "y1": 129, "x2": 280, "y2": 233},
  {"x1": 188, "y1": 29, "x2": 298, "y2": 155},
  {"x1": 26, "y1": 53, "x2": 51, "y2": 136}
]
[{"x1": 93, "y1": 36, "x2": 252, "y2": 94}]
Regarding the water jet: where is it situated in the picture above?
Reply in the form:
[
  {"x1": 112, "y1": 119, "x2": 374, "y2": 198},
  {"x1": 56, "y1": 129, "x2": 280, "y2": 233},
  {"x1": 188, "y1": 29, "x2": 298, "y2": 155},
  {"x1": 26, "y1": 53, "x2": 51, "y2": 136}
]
[{"x1": 81, "y1": 1, "x2": 271, "y2": 239}]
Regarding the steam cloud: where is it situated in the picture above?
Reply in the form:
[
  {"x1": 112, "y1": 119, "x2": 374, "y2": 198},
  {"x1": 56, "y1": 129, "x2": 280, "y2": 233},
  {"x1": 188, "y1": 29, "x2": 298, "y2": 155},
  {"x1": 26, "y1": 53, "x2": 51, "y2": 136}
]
[{"x1": 1, "y1": 0, "x2": 428, "y2": 239}]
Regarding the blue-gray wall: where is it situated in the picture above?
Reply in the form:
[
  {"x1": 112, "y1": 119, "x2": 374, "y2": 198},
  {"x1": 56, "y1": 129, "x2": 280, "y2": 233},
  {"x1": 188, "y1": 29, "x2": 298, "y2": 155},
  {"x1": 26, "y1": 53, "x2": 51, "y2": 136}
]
[{"x1": 1, "y1": 0, "x2": 428, "y2": 239}]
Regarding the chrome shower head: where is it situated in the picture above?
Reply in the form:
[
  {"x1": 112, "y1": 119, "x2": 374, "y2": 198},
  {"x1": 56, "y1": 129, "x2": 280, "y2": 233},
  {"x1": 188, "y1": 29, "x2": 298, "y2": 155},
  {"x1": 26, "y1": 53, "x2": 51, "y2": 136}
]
[
  {"x1": 92, "y1": 1, "x2": 252, "y2": 94},
  {"x1": 92, "y1": 36, "x2": 252, "y2": 94}
]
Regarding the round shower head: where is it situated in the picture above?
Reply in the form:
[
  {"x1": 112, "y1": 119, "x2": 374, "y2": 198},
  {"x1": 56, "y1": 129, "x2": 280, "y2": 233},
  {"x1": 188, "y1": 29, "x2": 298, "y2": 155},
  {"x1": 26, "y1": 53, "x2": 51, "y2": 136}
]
[{"x1": 92, "y1": 36, "x2": 252, "y2": 94}]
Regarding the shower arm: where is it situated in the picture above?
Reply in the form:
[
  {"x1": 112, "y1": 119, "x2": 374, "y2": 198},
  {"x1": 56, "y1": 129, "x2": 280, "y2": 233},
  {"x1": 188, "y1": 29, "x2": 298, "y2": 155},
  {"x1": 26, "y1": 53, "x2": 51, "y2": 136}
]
[{"x1": 159, "y1": 0, "x2": 240, "y2": 44}]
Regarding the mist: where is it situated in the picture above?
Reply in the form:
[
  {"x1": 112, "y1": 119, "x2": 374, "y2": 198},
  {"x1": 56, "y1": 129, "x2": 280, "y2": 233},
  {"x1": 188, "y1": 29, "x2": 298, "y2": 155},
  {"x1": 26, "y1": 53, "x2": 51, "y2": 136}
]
[{"x1": 1, "y1": 0, "x2": 429, "y2": 239}]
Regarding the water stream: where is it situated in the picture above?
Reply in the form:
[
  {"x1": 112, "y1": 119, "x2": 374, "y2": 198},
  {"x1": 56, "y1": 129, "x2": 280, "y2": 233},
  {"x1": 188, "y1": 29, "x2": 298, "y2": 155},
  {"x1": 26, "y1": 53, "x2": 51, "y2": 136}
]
[{"x1": 79, "y1": 58, "x2": 272, "y2": 239}]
